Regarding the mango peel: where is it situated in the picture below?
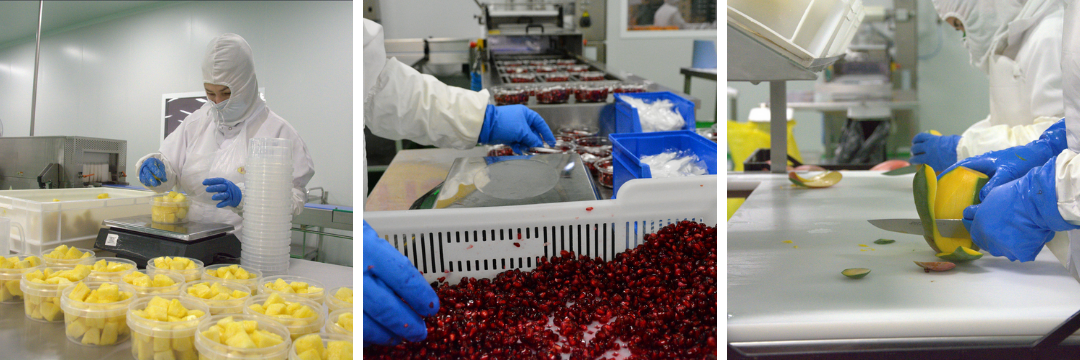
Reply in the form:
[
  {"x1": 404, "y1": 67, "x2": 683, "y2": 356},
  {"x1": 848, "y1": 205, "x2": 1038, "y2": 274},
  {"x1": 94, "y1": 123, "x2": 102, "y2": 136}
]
[{"x1": 913, "y1": 164, "x2": 986, "y2": 261}]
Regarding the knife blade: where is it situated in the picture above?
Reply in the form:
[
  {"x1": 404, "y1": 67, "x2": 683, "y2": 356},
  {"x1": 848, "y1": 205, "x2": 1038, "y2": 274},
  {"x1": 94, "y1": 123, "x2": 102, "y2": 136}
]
[
  {"x1": 882, "y1": 165, "x2": 919, "y2": 176},
  {"x1": 866, "y1": 218, "x2": 968, "y2": 238}
]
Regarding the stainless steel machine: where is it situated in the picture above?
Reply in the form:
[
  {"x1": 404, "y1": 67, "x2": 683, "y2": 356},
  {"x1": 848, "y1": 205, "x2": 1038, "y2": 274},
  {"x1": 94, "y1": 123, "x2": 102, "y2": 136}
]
[
  {"x1": 0, "y1": 136, "x2": 128, "y2": 189},
  {"x1": 474, "y1": 1, "x2": 699, "y2": 132}
]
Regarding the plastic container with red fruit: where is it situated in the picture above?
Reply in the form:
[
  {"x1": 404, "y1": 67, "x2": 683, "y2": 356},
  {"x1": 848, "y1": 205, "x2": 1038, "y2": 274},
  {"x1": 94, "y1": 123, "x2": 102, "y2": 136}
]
[
  {"x1": 487, "y1": 145, "x2": 515, "y2": 157},
  {"x1": 557, "y1": 126, "x2": 598, "y2": 140},
  {"x1": 504, "y1": 67, "x2": 530, "y2": 74},
  {"x1": 555, "y1": 59, "x2": 577, "y2": 66},
  {"x1": 534, "y1": 65, "x2": 558, "y2": 73},
  {"x1": 493, "y1": 87, "x2": 529, "y2": 105},
  {"x1": 566, "y1": 65, "x2": 589, "y2": 73},
  {"x1": 578, "y1": 71, "x2": 606, "y2": 81},
  {"x1": 541, "y1": 72, "x2": 570, "y2": 82},
  {"x1": 573, "y1": 136, "x2": 613, "y2": 158},
  {"x1": 499, "y1": 60, "x2": 524, "y2": 68},
  {"x1": 508, "y1": 73, "x2": 536, "y2": 83},
  {"x1": 536, "y1": 85, "x2": 570, "y2": 104},
  {"x1": 574, "y1": 84, "x2": 609, "y2": 103},
  {"x1": 615, "y1": 83, "x2": 648, "y2": 94},
  {"x1": 594, "y1": 156, "x2": 614, "y2": 188}
]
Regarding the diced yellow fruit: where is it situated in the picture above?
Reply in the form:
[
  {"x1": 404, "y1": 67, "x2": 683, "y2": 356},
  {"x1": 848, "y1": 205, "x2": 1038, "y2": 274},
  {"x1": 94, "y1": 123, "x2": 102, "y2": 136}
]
[
  {"x1": 135, "y1": 337, "x2": 152, "y2": 360},
  {"x1": 202, "y1": 329, "x2": 220, "y2": 344},
  {"x1": 176, "y1": 208, "x2": 188, "y2": 220},
  {"x1": 297, "y1": 350, "x2": 321, "y2": 360},
  {"x1": 6, "y1": 279, "x2": 24, "y2": 297},
  {"x1": 285, "y1": 302, "x2": 302, "y2": 314},
  {"x1": 264, "y1": 303, "x2": 286, "y2": 316},
  {"x1": 334, "y1": 288, "x2": 353, "y2": 304},
  {"x1": 248, "y1": 303, "x2": 265, "y2": 313},
  {"x1": 292, "y1": 305, "x2": 314, "y2": 319},
  {"x1": 224, "y1": 322, "x2": 244, "y2": 340},
  {"x1": 163, "y1": 214, "x2": 177, "y2": 223},
  {"x1": 98, "y1": 283, "x2": 120, "y2": 302},
  {"x1": 221, "y1": 272, "x2": 235, "y2": 280},
  {"x1": 87, "y1": 316, "x2": 106, "y2": 329},
  {"x1": 167, "y1": 299, "x2": 187, "y2": 318},
  {"x1": 294, "y1": 333, "x2": 323, "y2": 355},
  {"x1": 187, "y1": 310, "x2": 205, "y2": 318},
  {"x1": 82, "y1": 328, "x2": 101, "y2": 345},
  {"x1": 326, "y1": 341, "x2": 353, "y2": 360},
  {"x1": 337, "y1": 312, "x2": 353, "y2": 332},
  {"x1": 211, "y1": 293, "x2": 230, "y2": 301},
  {"x1": 153, "y1": 350, "x2": 176, "y2": 360},
  {"x1": 40, "y1": 302, "x2": 61, "y2": 321},
  {"x1": 69, "y1": 282, "x2": 91, "y2": 301},
  {"x1": 226, "y1": 331, "x2": 256, "y2": 349},
  {"x1": 178, "y1": 350, "x2": 196, "y2": 360},
  {"x1": 66, "y1": 247, "x2": 83, "y2": 259},
  {"x1": 184, "y1": 260, "x2": 195, "y2": 270},
  {"x1": 97, "y1": 194, "x2": 110, "y2": 199},
  {"x1": 188, "y1": 284, "x2": 210, "y2": 298},
  {"x1": 154, "y1": 335, "x2": 171, "y2": 352},
  {"x1": 100, "y1": 322, "x2": 119, "y2": 345},
  {"x1": 250, "y1": 330, "x2": 282, "y2": 348},
  {"x1": 67, "y1": 318, "x2": 89, "y2": 338},
  {"x1": 265, "y1": 293, "x2": 285, "y2": 306},
  {"x1": 147, "y1": 305, "x2": 168, "y2": 322},
  {"x1": 148, "y1": 296, "x2": 170, "y2": 309},
  {"x1": 173, "y1": 336, "x2": 194, "y2": 351},
  {"x1": 230, "y1": 290, "x2": 248, "y2": 299}
]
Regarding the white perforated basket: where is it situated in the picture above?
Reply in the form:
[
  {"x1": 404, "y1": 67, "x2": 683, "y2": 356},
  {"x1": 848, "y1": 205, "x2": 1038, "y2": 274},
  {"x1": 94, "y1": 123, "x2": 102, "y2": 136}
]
[{"x1": 364, "y1": 176, "x2": 718, "y2": 285}]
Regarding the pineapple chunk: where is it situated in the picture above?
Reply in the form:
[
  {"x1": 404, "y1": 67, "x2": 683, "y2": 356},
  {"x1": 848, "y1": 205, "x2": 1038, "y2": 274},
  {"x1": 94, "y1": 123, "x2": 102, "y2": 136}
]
[
  {"x1": 250, "y1": 329, "x2": 283, "y2": 348},
  {"x1": 225, "y1": 330, "x2": 256, "y2": 349},
  {"x1": 81, "y1": 328, "x2": 101, "y2": 345},
  {"x1": 325, "y1": 341, "x2": 353, "y2": 360},
  {"x1": 336, "y1": 312, "x2": 353, "y2": 332},
  {"x1": 66, "y1": 318, "x2": 89, "y2": 338},
  {"x1": 100, "y1": 322, "x2": 119, "y2": 345},
  {"x1": 333, "y1": 287, "x2": 353, "y2": 304},
  {"x1": 40, "y1": 301, "x2": 62, "y2": 321},
  {"x1": 294, "y1": 334, "x2": 324, "y2": 357},
  {"x1": 172, "y1": 335, "x2": 194, "y2": 351},
  {"x1": 68, "y1": 282, "x2": 91, "y2": 301}
]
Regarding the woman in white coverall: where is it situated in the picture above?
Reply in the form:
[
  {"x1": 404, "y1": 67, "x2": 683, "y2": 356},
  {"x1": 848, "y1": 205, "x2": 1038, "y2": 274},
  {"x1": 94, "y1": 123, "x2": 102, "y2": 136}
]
[
  {"x1": 362, "y1": 18, "x2": 556, "y2": 347},
  {"x1": 940, "y1": 1, "x2": 1080, "y2": 281},
  {"x1": 135, "y1": 34, "x2": 315, "y2": 237},
  {"x1": 910, "y1": 0, "x2": 1064, "y2": 172}
]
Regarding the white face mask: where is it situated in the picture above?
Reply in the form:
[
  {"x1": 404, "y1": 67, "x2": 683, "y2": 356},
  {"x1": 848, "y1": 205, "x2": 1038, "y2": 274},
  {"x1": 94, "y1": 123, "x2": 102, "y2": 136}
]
[{"x1": 210, "y1": 97, "x2": 247, "y2": 126}]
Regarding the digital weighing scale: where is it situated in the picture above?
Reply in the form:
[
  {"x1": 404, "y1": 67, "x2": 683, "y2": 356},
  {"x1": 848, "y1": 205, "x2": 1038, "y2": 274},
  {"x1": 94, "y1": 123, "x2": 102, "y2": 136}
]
[{"x1": 95, "y1": 215, "x2": 241, "y2": 268}]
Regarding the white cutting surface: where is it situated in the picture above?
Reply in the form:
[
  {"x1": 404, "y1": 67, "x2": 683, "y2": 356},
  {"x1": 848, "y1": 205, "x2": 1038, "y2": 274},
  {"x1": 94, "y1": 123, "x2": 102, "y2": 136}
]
[{"x1": 728, "y1": 171, "x2": 1080, "y2": 343}]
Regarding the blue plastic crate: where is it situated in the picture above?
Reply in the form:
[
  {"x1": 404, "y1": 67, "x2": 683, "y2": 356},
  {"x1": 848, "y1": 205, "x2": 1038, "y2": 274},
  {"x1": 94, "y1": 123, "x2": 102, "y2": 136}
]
[
  {"x1": 612, "y1": 92, "x2": 696, "y2": 134},
  {"x1": 608, "y1": 130, "x2": 718, "y2": 198}
]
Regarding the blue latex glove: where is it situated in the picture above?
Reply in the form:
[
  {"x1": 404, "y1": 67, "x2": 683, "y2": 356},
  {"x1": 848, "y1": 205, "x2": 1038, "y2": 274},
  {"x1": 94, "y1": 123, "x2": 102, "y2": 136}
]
[
  {"x1": 909, "y1": 133, "x2": 962, "y2": 173},
  {"x1": 363, "y1": 220, "x2": 439, "y2": 346},
  {"x1": 477, "y1": 104, "x2": 557, "y2": 155},
  {"x1": 962, "y1": 154, "x2": 1080, "y2": 262},
  {"x1": 202, "y1": 178, "x2": 243, "y2": 208},
  {"x1": 139, "y1": 158, "x2": 167, "y2": 187},
  {"x1": 939, "y1": 120, "x2": 1067, "y2": 201}
]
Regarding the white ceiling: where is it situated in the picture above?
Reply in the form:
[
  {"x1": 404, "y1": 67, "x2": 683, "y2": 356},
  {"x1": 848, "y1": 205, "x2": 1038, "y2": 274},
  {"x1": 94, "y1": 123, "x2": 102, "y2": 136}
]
[{"x1": 0, "y1": 1, "x2": 163, "y2": 48}]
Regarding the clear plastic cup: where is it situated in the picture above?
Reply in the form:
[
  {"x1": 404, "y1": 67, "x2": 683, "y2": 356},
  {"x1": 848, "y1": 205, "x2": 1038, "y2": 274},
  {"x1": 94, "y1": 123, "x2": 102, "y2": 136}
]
[
  {"x1": 0, "y1": 255, "x2": 43, "y2": 304},
  {"x1": 324, "y1": 286, "x2": 353, "y2": 313},
  {"x1": 541, "y1": 72, "x2": 570, "y2": 82},
  {"x1": 21, "y1": 265, "x2": 92, "y2": 322},
  {"x1": 574, "y1": 84, "x2": 610, "y2": 103},
  {"x1": 578, "y1": 71, "x2": 606, "y2": 81},
  {"x1": 43, "y1": 247, "x2": 96, "y2": 268},
  {"x1": 180, "y1": 280, "x2": 252, "y2": 315},
  {"x1": 243, "y1": 293, "x2": 326, "y2": 341},
  {"x1": 240, "y1": 244, "x2": 291, "y2": 257},
  {"x1": 288, "y1": 333, "x2": 351, "y2": 360},
  {"x1": 194, "y1": 314, "x2": 292, "y2": 360},
  {"x1": 152, "y1": 194, "x2": 192, "y2": 224},
  {"x1": 596, "y1": 156, "x2": 614, "y2": 188},
  {"x1": 87, "y1": 257, "x2": 137, "y2": 282},
  {"x1": 508, "y1": 73, "x2": 536, "y2": 83},
  {"x1": 127, "y1": 295, "x2": 210, "y2": 360},
  {"x1": 60, "y1": 281, "x2": 137, "y2": 346},
  {"x1": 121, "y1": 270, "x2": 184, "y2": 297},
  {"x1": 240, "y1": 252, "x2": 291, "y2": 267},
  {"x1": 146, "y1": 256, "x2": 205, "y2": 283},
  {"x1": 567, "y1": 64, "x2": 590, "y2": 72},
  {"x1": 202, "y1": 264, "x2": 262, "y2": 294},
  {"x1": 243, "y1": 221, "x2": 293, "y2": 233},
  {"x1": 241, "y1": 260, "x2": 290, "y2": 276},
  {"x1": 536, "y1": 85, "x2": 570, "y2": 104},
  {"x1": 324, "y1": 309, "x2": 353, "y2": 337},
  {"x1": 573, "y1": 136, "x2": 613, "y2": 158},
  {"x1": 493, "y1": 87, "x2": 529, "y2": 105},
  {"x1": 257, "y1": 276, "x2": 324, "y2": 303}
]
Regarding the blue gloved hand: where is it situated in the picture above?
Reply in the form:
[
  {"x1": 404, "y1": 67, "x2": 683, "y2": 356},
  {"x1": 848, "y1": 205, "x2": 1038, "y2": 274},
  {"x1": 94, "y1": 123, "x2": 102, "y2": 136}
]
[
  {"x1": 139, "y1": 158, "x2": 167, "y2": 188},
  {"x1": 202, "y1": 178, "x2": 243, "y2": 208},
  {"x1": 962, "y1": 154, "x2": 1080, "y2": 262},
  {"x1": 909, "y1": 133, "x2": 962, "y2": 173},
  {"x1": 363, "y1": 220, "x2": 439, "y2": 347},
  {"x1": 477, "y1": 104, "x2": 557, "y2": 155},
  {"x1": 939, "y1": 120, "x2": 1067, "y2": 201}
]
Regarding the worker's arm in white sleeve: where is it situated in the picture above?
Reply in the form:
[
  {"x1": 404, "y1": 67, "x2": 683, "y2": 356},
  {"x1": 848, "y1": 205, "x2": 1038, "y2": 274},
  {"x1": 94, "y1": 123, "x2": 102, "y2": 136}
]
[
  {"x1": 135, "y1": 115, "x2": 196, "y2": 193},
  {"x1": 1053, "y1": 149, "x2": 1080, "y2": 225},
  {"x1": 956, "y1": 116, "x2": 1059, "y2": 159},
  {"x1": 362, "y1": 19, "x2": 487, "y2": 149}
]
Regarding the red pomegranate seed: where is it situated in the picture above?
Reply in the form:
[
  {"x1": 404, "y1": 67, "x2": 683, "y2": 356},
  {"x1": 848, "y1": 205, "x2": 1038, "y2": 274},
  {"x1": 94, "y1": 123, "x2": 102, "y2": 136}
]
[
  {"x1": 513, "y1": 243, "x2": 521, "y2": 247},
  {"x1": 586, "y1": 207, "x2": 594, "y2": 211}
]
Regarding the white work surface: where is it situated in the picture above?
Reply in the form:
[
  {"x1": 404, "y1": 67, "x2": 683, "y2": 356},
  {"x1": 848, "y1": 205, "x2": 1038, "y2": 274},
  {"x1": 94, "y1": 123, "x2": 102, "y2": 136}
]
[
  {"x1": 0, "y1": 259, "x2": 352, "y2": 359},
  {"x1": 728, "y1": 172, "x2": 1080, "y2": 353}
]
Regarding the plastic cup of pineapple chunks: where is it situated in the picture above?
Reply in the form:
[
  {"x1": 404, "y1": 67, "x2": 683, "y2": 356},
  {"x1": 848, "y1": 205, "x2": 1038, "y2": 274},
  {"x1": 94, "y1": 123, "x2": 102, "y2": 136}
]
[
  {"x1": 43, "y1": 246, "x2": 96, "y2": 268},
  {"x1": 195, "y1": 314, "x2": 292, "y2": 360},
  {"x1": 123, "y1": 270, "x2": 184, "y2": 297},
  {"x1": 60, "y1": 281, "x2": 137, "y2": 346},
  {"x1": 0, "y1": 255, "x2": 43, "y2": 304},
  {"x1": 324, "y1": 286, "x2": 352, "y2": 313},
  {"x1": 87, "y1": 257, "x2": 138, "y2": 282},
  {"x1": 180, "y1": 279, "x2": 253, "y2": 315},
  {"x1": 288, "y1": 333, "x2": 352, "y2": 360},
  {"x1": 257, "y1": 275, "x2": 325, "y2": 303},
  {"x1": 152, "y1": 192, "x2": 192, "y2": 225},
  {"x1": 243, "y1": 293, "x2": 326, "y2": 341},
  {"x1": 203, "y1": 264, "x2": 262, "y2": 294},
  {"x1": 127, "y1": 295, "x2": 210, "y2": 360},
  {"x1": 146, "y1": 256, "x2": 205, "y2": 282},
  {"x1": 21, "y1": 265, "x2": 93, "y2": 322},
  {"x1": 324, "y1": 309, "x2": 353, "y2": 336}
]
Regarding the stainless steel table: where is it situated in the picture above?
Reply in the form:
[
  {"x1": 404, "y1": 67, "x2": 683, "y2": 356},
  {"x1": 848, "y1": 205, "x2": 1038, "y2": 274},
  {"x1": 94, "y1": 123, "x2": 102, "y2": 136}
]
[{"x1": 0, "y1": 258, "x2": 352, "y2": 359}]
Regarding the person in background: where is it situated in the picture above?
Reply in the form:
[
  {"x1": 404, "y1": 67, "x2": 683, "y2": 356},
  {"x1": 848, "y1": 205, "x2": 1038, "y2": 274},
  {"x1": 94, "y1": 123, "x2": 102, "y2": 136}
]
[
  {"x1": 362, "y1": 18, "x2": 555, "y2": 346},
  {"x1": 653, "y1": 0, "x2": 688, "y2": 29},
  {"x1": 136, "y1": 33, "x2": 314, "y2": 239},
  {"x1": 910, "y1": 0, "x2": 1064, "y2": 172}
]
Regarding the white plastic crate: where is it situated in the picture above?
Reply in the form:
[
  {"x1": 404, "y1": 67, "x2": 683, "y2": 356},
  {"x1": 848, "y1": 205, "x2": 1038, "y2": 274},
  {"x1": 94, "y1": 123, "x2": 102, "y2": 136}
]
[
  {"x1": 364, "y1": 176, "x2": 717, "y2": 285},
  {"x1": 728, "y1": 0, "x2": 865, "y2": 61},
  {"x1": 0, "y1": 188, "x2": 154, "y2": 255}
]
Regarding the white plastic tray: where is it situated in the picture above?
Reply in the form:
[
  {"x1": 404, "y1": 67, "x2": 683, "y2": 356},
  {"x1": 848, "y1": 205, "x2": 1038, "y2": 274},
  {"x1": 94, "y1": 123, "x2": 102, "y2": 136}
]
[
  {"x1": 364, "y1": 176, "x2": 718, "y2": 285},
  {"x1": 0, "y1": 188, "x2": 154, "y2": 254},
  {"x1": 728, "y1": 0, "x2": 864, "y2": 62}
]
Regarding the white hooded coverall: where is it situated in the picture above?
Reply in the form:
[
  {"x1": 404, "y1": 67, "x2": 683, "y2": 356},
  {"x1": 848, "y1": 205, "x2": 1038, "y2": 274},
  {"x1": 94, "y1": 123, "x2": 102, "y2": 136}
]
[
  {"x1": 362, "y1": 19, "x2": 489, "y2": 206},
  {"x1": 136, "y1": 34, "x2": 315, "y2": 238},
  {"x1": 933, "y1": 0, "x2": 1064, "y2": 160}
]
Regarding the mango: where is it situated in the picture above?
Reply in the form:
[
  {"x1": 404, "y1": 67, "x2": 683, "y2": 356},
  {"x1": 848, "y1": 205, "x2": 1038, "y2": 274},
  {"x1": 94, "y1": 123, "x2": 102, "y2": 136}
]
[{"x1": 913, "y1": 165, "x2": 986, "y2": 261}]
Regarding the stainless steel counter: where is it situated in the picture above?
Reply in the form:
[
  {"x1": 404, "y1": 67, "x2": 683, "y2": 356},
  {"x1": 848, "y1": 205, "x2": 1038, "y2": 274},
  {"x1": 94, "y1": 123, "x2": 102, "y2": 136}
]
[{"x1": 0, "y1": 258, "x2": 352, "y2": 359}]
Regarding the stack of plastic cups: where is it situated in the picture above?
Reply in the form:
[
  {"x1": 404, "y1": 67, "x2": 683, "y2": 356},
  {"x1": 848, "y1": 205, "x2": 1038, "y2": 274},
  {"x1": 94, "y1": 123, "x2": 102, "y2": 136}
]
[{"x1": 241, "y1": 138, "x2": 294, "y2": 275}]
